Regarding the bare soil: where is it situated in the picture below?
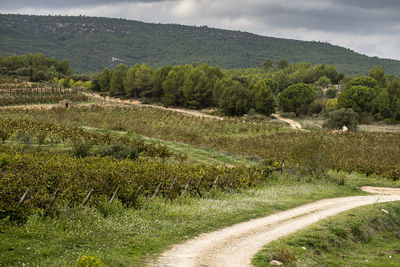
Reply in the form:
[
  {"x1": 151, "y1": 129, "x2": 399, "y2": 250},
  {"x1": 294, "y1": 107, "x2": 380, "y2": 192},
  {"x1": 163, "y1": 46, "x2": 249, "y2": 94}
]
[{"x1": 154, "y1": 187, "x2": 400, "y2": 267}]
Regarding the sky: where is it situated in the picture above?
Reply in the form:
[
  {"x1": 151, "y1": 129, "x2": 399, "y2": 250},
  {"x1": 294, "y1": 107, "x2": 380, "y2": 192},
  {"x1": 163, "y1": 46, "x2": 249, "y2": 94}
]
[{"x1": 1, "y1": 0, "x2": 400, "y2": 60}]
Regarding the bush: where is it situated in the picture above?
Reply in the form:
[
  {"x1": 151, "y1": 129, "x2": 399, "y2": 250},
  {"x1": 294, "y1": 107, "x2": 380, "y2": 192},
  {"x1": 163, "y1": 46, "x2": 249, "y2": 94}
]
[
  {"x1": 278, "y1": 83, "x2": 316, "y2": 117},
  {"x1": 309, "y1": 101, "x2": 324, "y2": 114},
  {"x1": 72, "y1": 141, "x2": 92, "y2": 158},
  {"x1": 96, "y1": 142, "x2": 139, "y2": 160},
  {"x1": 323, "y1": 108, "x2": 358, "y2": 131},
  {"x1": 325, "y1": 87, "x2": 337, "y2": 99}
]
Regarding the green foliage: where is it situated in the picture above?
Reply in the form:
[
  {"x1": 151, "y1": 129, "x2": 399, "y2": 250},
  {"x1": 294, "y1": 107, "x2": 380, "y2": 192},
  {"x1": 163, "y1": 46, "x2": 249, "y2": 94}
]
[
  {"x1": 377, "y1": 79, "x2": 400, "y2": 120},
  {"x1": 345, "y1": 76, "x2": 378, "y2": 90},
  {"x1": 325, "y1": 87, "x2": 337, "y2": 98},
  {"x1": 252, "y1": 79, "x2": 276, "y2": 115},
  {"x1": 0, "y1": 53, "x2": 73, "y2": 81},
  {"x1": 278, "y1": 59, "x2": 289, "y2": 70},
  {"x1": 109, "y1": 64, "x2": 127, "y2": 96},
  {"x1": 316, "y1": 76, "x2": 331, "y2": 87},
  {"x1": 369, "y1": 65, "x2": 385, "y2": 87},
  {"x1": 278, "y1": 83, "x2": 316, "y2": 116},
  {"x1": 2, "y1": 14, "x2": 400, "y2": 76},
  {"x1": 98, "y1": 68, "x2": 112, "y2": 93},
  {"x1": 290, "y1": 137, "x2": 328, "y2": 175},
  {"x1": 0, "y1": 146, "x2": 272, "y2": 220},
  {"x1": 338, "y1": 85, "x2": 378, "y2": 114},
  {"x1": 72, "y1": 141, "x2": 92, "y2": 158},
  {"x1": 182, "y1": 66, "x2": 211, "y2": 109},
  {"x1": 77, "y1": 255, "x2": 103, "y2": 267},
  {"x1": 218, "y1": 81, "x2": 251, "y2": 116},
  {"x1": 323, "y1": 108, "x2": 359, "y2": 131},
  {"x1": 2, "y1": 106, "x2": 400, "y2": 180},
  {"x1": 262, "y1": 59, "x2": 274, "y2": 71},
  {"x1": 267, "y1": 246, "x2": 297, "y2": 265},
  {"x1": 96, "y1": 142, "x2": 139, "y2": 160}
]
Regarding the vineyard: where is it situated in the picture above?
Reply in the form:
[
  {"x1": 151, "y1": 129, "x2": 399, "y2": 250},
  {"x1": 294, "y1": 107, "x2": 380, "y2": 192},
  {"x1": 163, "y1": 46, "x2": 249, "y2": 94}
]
[
  {"x1": 0, "y1": 79, "x2": 89, "y2": 106},
  {"x1": 1, "y1": 105, "x2": 399, "y2": 180},
  {"x1": 0, "y1": 146, "x2": 272, "y2": 220}
]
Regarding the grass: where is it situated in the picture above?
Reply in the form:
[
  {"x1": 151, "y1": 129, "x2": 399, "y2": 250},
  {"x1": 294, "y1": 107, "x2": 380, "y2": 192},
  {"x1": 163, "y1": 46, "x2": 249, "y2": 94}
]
[
  {"x1": 0, "y1": 172, "x2": 381, "y2": 266},
  {"x1": 253, "y1": 201, "x2": 400, "y2": 266},
  {"x1": 81, "y1": 125, "x2": 261, "y2": 166}
]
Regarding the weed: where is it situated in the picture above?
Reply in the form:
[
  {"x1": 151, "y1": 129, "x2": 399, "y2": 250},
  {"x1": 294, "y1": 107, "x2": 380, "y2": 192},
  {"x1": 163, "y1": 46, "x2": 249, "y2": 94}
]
[{"x1": 268, "y1": 246, "x2": 297, "y2": 264}]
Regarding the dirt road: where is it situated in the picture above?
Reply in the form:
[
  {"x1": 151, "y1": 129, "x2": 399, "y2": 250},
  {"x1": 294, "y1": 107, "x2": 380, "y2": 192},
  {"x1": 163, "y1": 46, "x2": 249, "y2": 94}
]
[
  {"x1": 272, "y1": 113, "x2": 302, "y2": 129},
  {"x1": 85, "y1": 92, "x2": 224, "y2": 120},
  {"x1": 154, "y1": 187, "x2": 400, "y2": 267}
]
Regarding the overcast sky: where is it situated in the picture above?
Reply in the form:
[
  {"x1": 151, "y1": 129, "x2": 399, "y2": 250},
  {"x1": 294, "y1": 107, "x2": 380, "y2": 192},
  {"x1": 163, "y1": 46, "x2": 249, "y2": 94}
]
[{"x1": 1, "y1": 0, "x2": 400, "y2": 60}]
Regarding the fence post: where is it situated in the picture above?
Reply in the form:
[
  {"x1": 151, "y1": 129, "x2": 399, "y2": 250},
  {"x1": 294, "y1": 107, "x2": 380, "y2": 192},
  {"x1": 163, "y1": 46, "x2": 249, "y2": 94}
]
[
  {"x1": 82, "y1": 189, "x2": 94, "y2": 206},
  {"x1": 209, "y1": 176, "x2": 220, "y2": 192},
  {"x1": 48, "y1": 188, "x2": 60, "y2": 209},
  {"x1": 180, "y1": 178, "x2": 192, "y2": 197},
  {"x1": 151, "y1": 182, "x2": 163, "y2": 200},
  {"x1": 194, "y1": 176, "x2": 204, "y2": 198},
  {"x1": 109, "y1": 186, "x2": 120, "y2": 203},
  {"x1": 17, "y1": 189, "x2": 30, "y2": 207},
  {"x1": 164, "y1": 178, "x2": 178, "y2": 204},
  {"x1": 136, "y1": 185, "x2": 144, "y2": 199}
]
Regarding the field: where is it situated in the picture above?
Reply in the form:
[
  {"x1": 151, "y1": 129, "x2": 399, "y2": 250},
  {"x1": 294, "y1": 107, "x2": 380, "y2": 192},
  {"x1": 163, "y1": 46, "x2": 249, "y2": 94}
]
[
  {"x1": 0, "y1": 79, "x2": 91, "y2": 107},
  {"x1": 1, "y1": 91, "x2": 400, "y2": 266}
]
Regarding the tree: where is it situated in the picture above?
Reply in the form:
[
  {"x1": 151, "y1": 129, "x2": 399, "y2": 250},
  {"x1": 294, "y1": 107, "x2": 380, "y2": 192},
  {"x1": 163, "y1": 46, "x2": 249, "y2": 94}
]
[
  {"x1": 135, "y1": 63, "x2": 155, "y2": 98},
  {"x1": 154, "y1": 65, "x2": 172, "y2": 99},
  {"x1": 218, "y1": 81, "x2": 251, "y2": 116},
  {"x1": 316, "y1": 76, "x2": 331, "y2": 87},
  {"x1": 124, "y1": 65, "x2": 137, "y2": 97},
  {"x1": 182, "y1": 67, "x2": 211, "y2": 109},
  {"x1": 252, "y1": 79, "x2": 275, "y2": 115},
  {"x1": 377, "y1": 80, "x2": 400, "y2": 119},
  {"x1": 98, "y1": 68, "x2": 112, "y2": 93},
  {"x1": 369, "y1": 66, "x2": 385, "y2": 87},
  {"x1": 345, "y1": 76, "x2": 377, "y2": 90},
  {"x1": 162, "y1": 66, "x2": 186, "y2": 106},
  {"x1": 56, "y1": 59, "x2": 72, "y2": 75},
  {"x1": 323, "y1": 108, "x2": 358, "y2": 131},
  {"x1": 263, "y1": 59, "x2": 274, "y2": 71},
  {"x1": 278, "y1": 59, "x2": 289, "y2": 70},
  {"x1": 109, "y1": 64, "x2": 127, "y2": 96},
  {"x1": 278, "y1": 83, "x2": 316, "y2": 116},
  {"x1": 338, "y1": 85, "x2": 378, "y2": 114}
]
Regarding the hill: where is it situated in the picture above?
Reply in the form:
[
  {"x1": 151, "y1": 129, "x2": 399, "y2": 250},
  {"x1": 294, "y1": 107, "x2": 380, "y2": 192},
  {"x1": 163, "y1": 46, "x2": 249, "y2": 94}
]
[{"x1": 1, "y1": 14, "x2": 400, "y2": 76}]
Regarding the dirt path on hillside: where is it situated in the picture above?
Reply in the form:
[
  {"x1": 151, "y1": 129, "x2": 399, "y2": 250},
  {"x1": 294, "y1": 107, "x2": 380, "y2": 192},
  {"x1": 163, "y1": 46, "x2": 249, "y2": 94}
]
[
  {"x1": 272, "y1": 113, "x2": 302, "y2": 129},
  {"x1": 84, "y1": 92, "x2": 224, "y2": 120},
  {"x1": 154, "y1": 186, "x2": 400, "y2": 267}
]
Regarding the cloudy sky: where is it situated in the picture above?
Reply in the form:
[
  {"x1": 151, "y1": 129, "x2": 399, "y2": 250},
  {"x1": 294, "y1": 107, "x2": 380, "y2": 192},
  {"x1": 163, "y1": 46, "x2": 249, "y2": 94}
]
[{"x1": 1, "y1": 0, "x2": 400, "y2": 60}]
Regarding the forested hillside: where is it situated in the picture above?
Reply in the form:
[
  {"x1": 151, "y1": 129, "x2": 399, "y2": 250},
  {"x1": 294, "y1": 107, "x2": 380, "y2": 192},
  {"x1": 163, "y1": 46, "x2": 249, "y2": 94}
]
[{"x1": 1, "y1": 14, "x2": 400, "y2": 75}]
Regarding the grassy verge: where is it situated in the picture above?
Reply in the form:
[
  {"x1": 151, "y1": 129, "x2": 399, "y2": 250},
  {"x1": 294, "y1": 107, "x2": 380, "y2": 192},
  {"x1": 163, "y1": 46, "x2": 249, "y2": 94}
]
[
  {"x1": 0, "y1": 173, "x2": 371, "y2": 266},
  {"x1": 253, "y1": 202, "x2": 400, "y2": 267}
]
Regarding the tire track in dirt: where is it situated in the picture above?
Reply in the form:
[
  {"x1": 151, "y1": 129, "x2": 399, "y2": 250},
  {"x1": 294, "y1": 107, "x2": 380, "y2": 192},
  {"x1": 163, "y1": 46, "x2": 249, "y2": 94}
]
[{"x1": 154, "y1": 187, "x2": 400, "y2": 267}]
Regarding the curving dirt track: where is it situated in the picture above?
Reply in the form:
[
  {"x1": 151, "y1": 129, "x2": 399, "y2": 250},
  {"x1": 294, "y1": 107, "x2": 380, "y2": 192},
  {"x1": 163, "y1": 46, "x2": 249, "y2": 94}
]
[
  {"x1": 154, "y1": 187, "x2": 400, "y2": 267},
  {"x1": 271, "y1": 113, "x2": 302, "y2": 129}
]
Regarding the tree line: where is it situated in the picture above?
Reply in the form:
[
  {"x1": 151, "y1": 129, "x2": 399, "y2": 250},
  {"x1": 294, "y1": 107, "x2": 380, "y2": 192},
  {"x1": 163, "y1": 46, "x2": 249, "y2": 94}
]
[{"x1": 90, "y1": 60, "x2": 346, "y2": 116}]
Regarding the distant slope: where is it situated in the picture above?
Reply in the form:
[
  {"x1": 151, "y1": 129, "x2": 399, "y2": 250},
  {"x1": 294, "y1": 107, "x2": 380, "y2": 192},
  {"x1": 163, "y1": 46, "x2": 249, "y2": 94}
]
[{"x1": 1, "y1": 14, "x2": 400, "y2": 76}]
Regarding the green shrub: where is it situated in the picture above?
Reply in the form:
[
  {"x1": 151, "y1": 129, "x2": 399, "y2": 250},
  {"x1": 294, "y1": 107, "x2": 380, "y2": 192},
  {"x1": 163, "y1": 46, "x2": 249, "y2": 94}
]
[
  {"x1": 325, "y1": 87, "x2": 337, "y2": 99},
  {"x1": 323, "y1": 108, "x2": 358, "y2": 131},
  {"x1": 72, "y1": 141, "x2": 92, "y2": 158},
  {"x1": 96, "y1": 142, "x2": 139, "y2": 160}
]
